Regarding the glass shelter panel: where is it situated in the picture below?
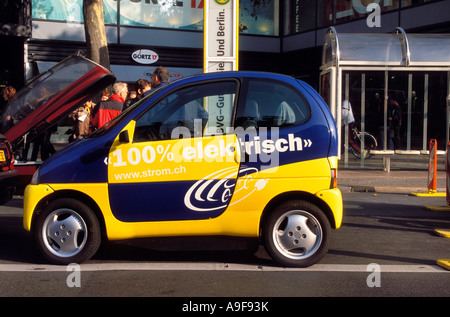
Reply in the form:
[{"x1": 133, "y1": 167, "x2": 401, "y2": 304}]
[
  {"x1": 340, "y1": 71, "x2": 385, "y2": 160},
  {"x1": 322, "y1": 32, "x2": 336, "y2": 66},
  {"x1": 342, "y1": 71, "x2": 386, "y2": 138},
  {"x1": 407, "y1": 35, "x2": 450, "y2": 65},
  {"x1": 427, "y1": 72, "x2": 449, "y2": 149},
  {"x1": 337, "y1": 34, "x2": 404, "y2": 65},
  {"x1": 321, "y1": 28, "x2": 450, "y2": 167},
  {"x1": 339, "y1": 70, "x2": 450, "y2": 160}
]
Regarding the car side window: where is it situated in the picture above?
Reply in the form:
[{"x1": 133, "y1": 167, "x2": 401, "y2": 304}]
[
  {"x1": 133, "y1": 81, "x2": 237, "y2": 142},
  {"x1": 235, "y1": 80, "x2": 310, "y2": 129}
]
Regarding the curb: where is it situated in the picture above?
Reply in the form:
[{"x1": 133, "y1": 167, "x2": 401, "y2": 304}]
[
  {"x1": 351, "y1": 185, "x2": 375, "y2": 192},
  {"x1": 339, "y1": 185, "x2": 447, "y2": 194}
]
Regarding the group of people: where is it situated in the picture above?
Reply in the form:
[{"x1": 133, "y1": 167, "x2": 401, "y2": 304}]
[
  {"x1": 0, "y1": 67, "x2": 170, "y2": 162},
  {"x1": 68, "y1": 66, "x2": 170, "y2": 141}
]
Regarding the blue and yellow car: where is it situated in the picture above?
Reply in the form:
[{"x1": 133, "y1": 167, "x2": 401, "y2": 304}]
[{"x1": 23, "y1": 63, "x2": 342, "y2": 267}]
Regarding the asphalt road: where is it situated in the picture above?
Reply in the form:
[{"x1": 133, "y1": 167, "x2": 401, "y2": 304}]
[{"x1": 0, "y1": 192, "x2": 450, "y2": 300}]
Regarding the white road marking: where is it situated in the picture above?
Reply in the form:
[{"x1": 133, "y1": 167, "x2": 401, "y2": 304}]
[{"x1": 0, "y1": 263, "x2": 447, "y2": 273}]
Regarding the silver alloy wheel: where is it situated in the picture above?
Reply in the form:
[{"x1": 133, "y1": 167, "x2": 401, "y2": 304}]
[
  {"x1": 41, "y1": 208, "x2": 88, "y2": 258},
  {"x1": 272, "y1": 210, "x2": 323, "y2": 260}
]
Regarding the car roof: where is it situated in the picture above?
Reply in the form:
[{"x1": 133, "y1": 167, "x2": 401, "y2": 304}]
[{"x1": 172, "y1": 71, "x2": 295, "y2": 85}]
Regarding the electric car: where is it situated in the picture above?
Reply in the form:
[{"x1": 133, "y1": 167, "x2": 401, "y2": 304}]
[{"x1": 23, "y1": 64, "x2": 343, "y2": 267}]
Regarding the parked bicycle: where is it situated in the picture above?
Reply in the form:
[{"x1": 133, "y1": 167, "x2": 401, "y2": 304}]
[{"x1": 345, "y1": 127, "x2": 378, "y2": 159}]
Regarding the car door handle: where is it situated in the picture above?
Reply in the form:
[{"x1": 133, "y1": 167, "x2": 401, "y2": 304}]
[{"x1": 229, "y1": 145, "x2": 241, "y2": 164}]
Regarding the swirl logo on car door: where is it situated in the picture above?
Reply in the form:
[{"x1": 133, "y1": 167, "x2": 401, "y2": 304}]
[{"x1": 184, "y1": 166, "x2": 266, "y2": 212}]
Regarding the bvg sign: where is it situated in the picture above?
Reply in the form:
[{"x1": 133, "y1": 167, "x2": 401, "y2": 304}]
[{"x1": 131, "y1": 49, "x2": 159, "y2": 65}]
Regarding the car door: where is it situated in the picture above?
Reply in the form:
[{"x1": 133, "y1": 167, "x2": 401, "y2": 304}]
[
  {"x1": 1, "y1": 55, "x2": 115, "y2": 145},
  {"x1": 107, "y1": 80, "x2": 242, "y2": 222}
]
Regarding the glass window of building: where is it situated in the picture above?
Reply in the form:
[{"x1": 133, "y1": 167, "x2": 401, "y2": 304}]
[
  {"x1": 32, "y1": 0, "x2": 117, "y2": 24},
  {"x1": 31, "y1": 0, "x2": 280, "y2": 36},
  {"x1": 317, "y1": 0, "x2": 333, "y2": 28},
  {"x1": 401, "y1": 0, "x2": 434, "y2": 7},
  {"x1": 317, "y1": 0, "x2": 400, "y2": 28},
  {"x1": 118, "y1": 0, "x2": 203, "y2": 29},
  {"x1": 240, "y1": 0, "x2": 279, "y2": 35},
  {"x1": 283, "y1": 0, "x2": 316, "y2": 34}
]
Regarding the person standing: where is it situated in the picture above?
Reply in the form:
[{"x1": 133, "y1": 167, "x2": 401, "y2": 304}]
[
  {"x1": 136, "y1": 78, "x2": 152, "y2": 97},
  {"x1": 341, "y1": 99, "x2": 355, "y2": 131},
  {"x1": 124, "y1": 78, "x2": 152, "y2": 110},
  {"x1": 1, "y1": 86, "x2": 16, "y2": 116},
  {"x1": 69, "y1": 100, "x2": 93, "y2": 141},
  {"x1": 91, "y1": 82, "x2": 128, "y2": 129},
  {"x1": 151, "y1": 66, "x2": 170, "y2": 90},
  {"x1": 123, "y1": 90, "x2": 137, "y2": 110},
  {"x1": 388, "y1": 98, "x2": 402, "y2": 150}
]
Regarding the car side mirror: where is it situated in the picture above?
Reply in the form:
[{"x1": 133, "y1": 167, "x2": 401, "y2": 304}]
[{"x1": 119, "y1": 130, "x2": 130, "y2": 143}]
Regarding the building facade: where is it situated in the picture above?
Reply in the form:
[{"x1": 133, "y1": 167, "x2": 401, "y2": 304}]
[
  {"x1": 1, "y1": 0, "x2": 449, "y2": 87},
  {"x1": 1, "y1": 0, "x2": 449, "y2": 153}
]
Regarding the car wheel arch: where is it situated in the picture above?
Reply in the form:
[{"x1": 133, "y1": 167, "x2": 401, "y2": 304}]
[
  {"x1": 30, "y1": 189, "x2": 107, "y2": 237},
  {"x1": 258, "y1": 191, "x2": 336, "y2": 238}
]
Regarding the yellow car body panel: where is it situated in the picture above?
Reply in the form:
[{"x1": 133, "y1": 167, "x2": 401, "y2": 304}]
[{"x1": 24, "y1": 158, "x2": 342, "y2": 240}]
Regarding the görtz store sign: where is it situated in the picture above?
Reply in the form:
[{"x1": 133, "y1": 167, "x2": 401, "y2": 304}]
[{"x1": 131, "y1": 49, "x2": 159, "y2": 65}]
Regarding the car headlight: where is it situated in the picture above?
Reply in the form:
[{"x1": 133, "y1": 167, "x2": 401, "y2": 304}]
[{"x1": 31, "y1": 167, "x2": 40, "y2": 185}]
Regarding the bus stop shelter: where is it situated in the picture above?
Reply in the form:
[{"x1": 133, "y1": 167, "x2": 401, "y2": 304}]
[{"x1": 320, "y1": 27, "x2": 450, "y2": 166}]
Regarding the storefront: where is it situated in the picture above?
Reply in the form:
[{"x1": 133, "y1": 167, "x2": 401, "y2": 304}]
[
  {"x1": 320, "y1": 27, "x2": 450, "y2": 165},
  {"x1": 26, "y1": 0, "x2": 282, "y2": 85},
  {"x1": 28, "y1": 42, "x2": 204, "y2": 83}
]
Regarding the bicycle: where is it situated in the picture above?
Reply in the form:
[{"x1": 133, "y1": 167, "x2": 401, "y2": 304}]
[{"x1": 346, "y1": 127, "x2": 378, "y2": 159}]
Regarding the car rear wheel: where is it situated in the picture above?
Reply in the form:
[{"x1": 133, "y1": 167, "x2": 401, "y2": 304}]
[
  {"x1": 35, "y1": 198, "x2": 101, "y2": 265},
  {"x1": 263, "y1": 200, "x2": 331, "y2": 267}
]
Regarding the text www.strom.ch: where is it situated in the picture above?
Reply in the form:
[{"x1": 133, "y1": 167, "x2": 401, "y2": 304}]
[{"x1": 114, "y1": 165, "x2": 187, "y2": 181}]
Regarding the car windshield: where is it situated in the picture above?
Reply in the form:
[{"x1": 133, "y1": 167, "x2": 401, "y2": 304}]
[{"x1": 0, "y1": 56, "x2": 97, "y2": 133}]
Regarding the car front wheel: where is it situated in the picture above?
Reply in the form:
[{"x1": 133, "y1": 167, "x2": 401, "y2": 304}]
[
  {"x1": 263, "y1": 200, "x2": 331, "y2": 267},
  {"x1": 35, "y1": 198, "x2": 101, "y2": 265}
]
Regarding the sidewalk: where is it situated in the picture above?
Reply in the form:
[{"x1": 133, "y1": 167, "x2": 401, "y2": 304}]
[
  {"x1": 337, "y1": 155, "x2": 447, "y2": 194},
  {"x1": 338, "y1": 169, "x2": 446, "y2": 193}
]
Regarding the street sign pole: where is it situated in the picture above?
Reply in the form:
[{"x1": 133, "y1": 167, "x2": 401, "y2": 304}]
[{"x1": 204, "y1": 0, "x2": 239, "y2": 73}]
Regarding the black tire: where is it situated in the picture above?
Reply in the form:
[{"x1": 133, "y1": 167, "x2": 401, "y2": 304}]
[
  {"x1": 35, "y1": 198, "x2": 101, "y2": 265},
  {"x1": 263, "y1": 200, "x2": 331, "y2": 267}
]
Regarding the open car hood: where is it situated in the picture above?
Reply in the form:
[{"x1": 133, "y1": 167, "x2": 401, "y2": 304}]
[{"x1": 0, "y1": 55, "x2": 116, "y2": 147}]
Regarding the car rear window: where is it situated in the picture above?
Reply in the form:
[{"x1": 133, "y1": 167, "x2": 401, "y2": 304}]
[{"x1": 235, "y1": 79, "x2": 311, "y2": 129}]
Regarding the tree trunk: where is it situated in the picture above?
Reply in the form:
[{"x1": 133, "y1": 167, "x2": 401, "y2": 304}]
[{"x1": 83, "y1": 0, "x2": 110, "y2": 69}]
